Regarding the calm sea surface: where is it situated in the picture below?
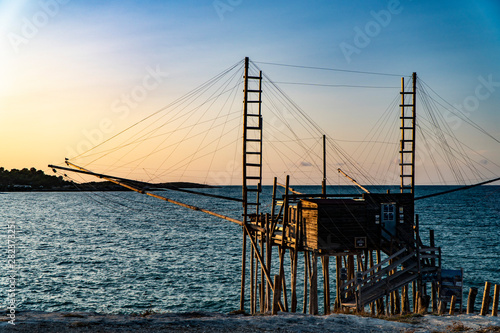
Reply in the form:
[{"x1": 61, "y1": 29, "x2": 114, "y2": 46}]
[{"x1": 1, "y1": 186, "x2": 499, "y2": 314}]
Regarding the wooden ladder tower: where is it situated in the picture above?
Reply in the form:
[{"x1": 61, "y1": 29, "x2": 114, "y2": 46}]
[
  {"x1": 400, "y1": 72, "x2": 417, "y2": 195},
  {"x1": 240, "y1": 57, "x2": 263, "y2": 311}
]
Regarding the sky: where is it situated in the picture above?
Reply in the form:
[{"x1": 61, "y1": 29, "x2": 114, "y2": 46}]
[{"x1": 1, "y1": 0, "x2": 499, "y2": 185}]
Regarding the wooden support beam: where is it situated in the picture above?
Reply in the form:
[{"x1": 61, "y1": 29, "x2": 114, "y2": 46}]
[
  {"x1": 492, "y1": 284, "x2": 499, "y2": 317},
  {"x1": 260, "y1": 214, "x2": 265, "y2": 313},
  {"x1": 240, "y1": 228, "x2": 247, "y2": 312},
  {"x1": 303, "y1": 252, "x2": 310, "y2": 314},
  {"x1": 281, "y1": 261, "x2": 289, "y2": 312},
  {"x1": 376, "y1": 250, "x2": 384, "y2": 315},
  {"x1": 467, "y1": 287, "x2": 478, "y2": 314},
  {"x1": 438, "y1": 300, "x2": 446, "y2": 315},
  {"x1": 449, "y1": 295, "x2": 457, "y2": 315},
  {"x1": 322, "y1": 256, "x2": 331, "y2": 315},
  {"x1": 290, "y1": 245, "x2": 299, "y2": 312},
  {"x1": 480, "y1": 281, "x2": 492, "y2": 316},
  {"x1": 430, "y1": 229, "x2": 437, "y2": 313},
  {"x1": 369, "y1": 251, "x2": 375, "y2": 315},
  {"x1": 272, "y1": 275, "x2": 281, "y2": 315},
  {"x1": 265, "y1": 214, "x2": 272, "y2": 312},
  {"x1": 250, "y1": 237, "x2": 255, "y2": 314},
  {"x1": 310, "y1": 253, "x2": 318, "y2": 315},
  {"x1": 401, "y1": 285, "x2": 409, "y2": 314}
]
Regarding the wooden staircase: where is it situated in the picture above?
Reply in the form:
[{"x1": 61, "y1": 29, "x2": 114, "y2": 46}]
[{"x1": 339, "y1": 246, "x2": 441, "y2": 310}]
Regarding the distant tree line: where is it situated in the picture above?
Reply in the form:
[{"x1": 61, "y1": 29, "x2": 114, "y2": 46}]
[{"x1": 0, "y1": 167, "x2": 71, "y2": 191}]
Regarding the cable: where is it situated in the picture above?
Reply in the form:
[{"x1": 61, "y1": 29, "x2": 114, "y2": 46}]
[{"x1": 254, "y1": 61, "x2": 405, "y2": 77}]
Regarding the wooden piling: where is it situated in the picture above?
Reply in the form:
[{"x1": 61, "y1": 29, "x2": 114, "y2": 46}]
[
  {"x1": 492, "y1": 284, "x2": 499, "y2": 317},
  {"x1": 303, "y1": 251, "x2": 309, "y2": 314},
  {"x1": 250, "y1": 239, "x2": 255, "y2": 314},
  {"x1": 430, "y1": 230, "x2": 437, "y2": 313},
  {"x1": 272, "y1": 275, "x2": 281, "y2": 315},
  {"x1": 310, "y1": 253, "x2": 318, "y2": 315},
  {"x1": 401, "y1": 285, "x2": 408, "y2": 314},
  {"x1": 290, "y1": 250, "x2": 298, "y2": 312},
  {"x1": 415, "y1": 291, "x2": 420, "y2": 314},
  {"x1": 467, "y1": 287, "x2": 478, "y2": 314},
  {"x1": 322, "y1": 256, "x2": 331, "y2": 314},
  {"x1": 376, "y1": 250, "x2": 384, "y2": 315},
  {"x1": 438, "y1": 300, "x2": 446, "y2": 315},
  {"x1": 449, "y1": 295, "x2": 456, "y2": 315},
  {"x1": 480, "y1": 281, "x2": 491, "y2": 316},
  {"x1": 394, "y1": 289, "x2": 401, "y2": 314},
  {"x1": 335, "y1": 256, "x2": 342, "y2": 311},
  {"x1": 412, "y1": 281, "x2": 417, "y2": 313},
  {"x1": 258, "y1": 282, "x2": 263, "y2": 313},
  {"x1": 240, "y1": 228, "x2": 247, "y2": 312},
  {"x1": 265, "y1": 214, "x2": 272, "y2": 312}
]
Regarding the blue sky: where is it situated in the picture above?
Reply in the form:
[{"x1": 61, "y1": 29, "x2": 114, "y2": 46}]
[{"x1": 1, "y1": 0, "x2": 499, "y2": 184}]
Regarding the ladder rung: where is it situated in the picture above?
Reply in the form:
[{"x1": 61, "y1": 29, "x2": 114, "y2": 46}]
[
  {"x1": 246, "y1": 76, "x2": 261, "y2": 80},
  {"x1": 246, "y1": 188, "x2": 261, "y2": 192},
  {"x1": 399, "y1": 151, "x2": 414, "y2": 153},
  {"x1": 246, "y1": 151, "x2": 261, "y2": 155},
  {"x1": 246, "y1": 176, "x2": 261, "y2": 180},
  {"x1": 247, "y1": 101, "x2": 262, "y2": 104},
  {"x1": 400, "y1": 163, "x2": 413, "y2": 166},
  {"x1": 400, "y1": 175, "x2": 412, "y2": 178},
  {"x1": 246, "y1": 163, "x2": 261, "y2": 167},
  {"x1": 400, "y1": 116, "x2": 414, "y2": 119},
  {"x1": 246, "y1": 202, "x2": 261, "y2": 206},
  {"x1": 400, "y1": 104, "x2": 414, "y2": 107},
  {"x1": 246, "y1": 126, "x2": 261, "y2": 130},
  {"x1": 247, "y1": 89, "x2": 262, "y2": 93},
  {"x1": 247, "y1": 114, "x2": 261, "y2": 117},
  {"x1": 401, "y1": 139, "x2": 413, "y2": 143},
  {"x1": 400, "y1": 92, "x2": 415, "y2": 95},
  {"x1": 400, "y1": 127, "x2": 413, "y2": 130},
  {"x1": 246, "y1": 139, "x2": 261, "y2": 142}
]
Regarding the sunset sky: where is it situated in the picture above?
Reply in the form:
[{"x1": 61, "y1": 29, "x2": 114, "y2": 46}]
[{"x1": 1, "y1": 0, "x2": 499, "y2": 185}]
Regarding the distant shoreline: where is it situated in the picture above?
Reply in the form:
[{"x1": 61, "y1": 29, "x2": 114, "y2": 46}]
[{"x1": 1, "y1": 182, "x2": 218, "y2": 192}]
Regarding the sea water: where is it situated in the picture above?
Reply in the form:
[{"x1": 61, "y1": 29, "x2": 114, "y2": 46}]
[{"x1": 0, "y1": 186, "x2": 498, "y2": 314}]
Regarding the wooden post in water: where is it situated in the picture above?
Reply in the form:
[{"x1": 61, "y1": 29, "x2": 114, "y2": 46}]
[
  {"x1": 429, "y1": 229, "x2": 437, "y2": 313},
  {"x1": 272, "y1": 274, "x2": 281, "y2": 315},
  {"x1": 310, "y1": 253, "x2": 319, "y2": 315},
  {"x1": 376, "y1": 250, "x2": 385, "y2": 315},
  {"x1": 290, "y1": 211, "x2": 299, "y2": 313},
  {"x1": 467, "y1": 287, "x2": 478, "y2": 314},
  {"x1": 240, "y1": 230, "x2": 247, "y2": 312},
  {"x1": 260, "y1": 214, "x2": 265, "y2": 313},
  {"x1": 401, "y1": 285, "x2": 409, "y2": 314},
  {"x1": 369, "y1": 251, "x2": 375, "y2": 315},
  {"x1": 303, "y1": 251, "x2": 310, "y2": 314},
  {"x1": 438, "y1": 300, "x2": 446, "y2": 315},
  {"x1": 492, "y1": 284, "x2": 499, "y2": 317},
  {"x1": 480, "y1": 281, "x2": 491, "y2": 316},
  {"x1": 250, "y1": 237, "x2": 255, "y2": 314},
  {"x1": 449, "y1": 295, "x2": 457, "y2": 315},
  {"x1": 322, "y1": 256, "x2": 331, "y2": 314}
]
